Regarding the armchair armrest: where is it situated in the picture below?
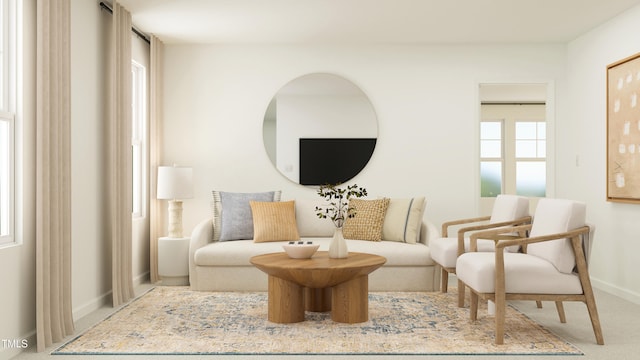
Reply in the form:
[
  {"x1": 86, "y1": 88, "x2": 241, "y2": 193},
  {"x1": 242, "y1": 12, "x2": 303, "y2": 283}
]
[
  {"x1": 468, "y1": 224, "x2": 589, "y2": 252},
  {"x1": 441, "y1": 216, "x2": 491, "y2": 237},
  {"x1": 455, "y1": 216, "x2": 531, "y2": 255},
  {"x1": 493, "y1": 226, "x2": 590, "y2": 251},
  {"x1": 467, "y1": 224, "x2": 531, "y2": 251}
]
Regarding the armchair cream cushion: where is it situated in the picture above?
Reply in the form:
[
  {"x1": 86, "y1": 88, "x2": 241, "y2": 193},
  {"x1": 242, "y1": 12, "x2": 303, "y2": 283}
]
[
  {"x1": 526, "y1": 198, "x2": 586, "y2": 274},
  {"x1": 430, "y1": 194, "x2": 529, "y2": 268},
  {"x1": 489, "y1": 194, "x2": 530, "y2": 223},
  {"x1": 455, "y1": 252, "x2": 583, "y2": 294}
]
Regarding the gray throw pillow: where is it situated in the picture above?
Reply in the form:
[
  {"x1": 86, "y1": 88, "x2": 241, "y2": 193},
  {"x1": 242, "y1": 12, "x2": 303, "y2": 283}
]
[{"x1": 212, "y1": 191, "x2": 281, "y2": 241}]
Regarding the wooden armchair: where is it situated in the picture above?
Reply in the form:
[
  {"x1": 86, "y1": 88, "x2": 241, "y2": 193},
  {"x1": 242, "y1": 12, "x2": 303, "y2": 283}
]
[
  {"x1": 456, "y1": 198, "x2": 604, "y2": 345},
  {"x1": 430, "y1": 194, "x2": 531, "y2": 307}
]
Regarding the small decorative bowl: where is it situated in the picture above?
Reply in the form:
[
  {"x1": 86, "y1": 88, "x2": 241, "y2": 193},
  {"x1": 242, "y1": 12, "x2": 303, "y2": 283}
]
[{"x1": 282, "y1": 242, "x2": 320, "y2": 259}]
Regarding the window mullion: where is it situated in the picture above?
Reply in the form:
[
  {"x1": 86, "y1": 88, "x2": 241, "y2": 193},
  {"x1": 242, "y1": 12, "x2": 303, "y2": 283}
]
[{"x1": 503, "y1": 116, "x2": 517, "y2": 194}]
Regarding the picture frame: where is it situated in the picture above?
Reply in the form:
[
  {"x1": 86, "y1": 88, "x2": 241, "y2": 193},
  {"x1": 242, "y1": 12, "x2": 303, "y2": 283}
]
[{"x1": 607, "y1": 52, "x2": 640, "y2": 203}]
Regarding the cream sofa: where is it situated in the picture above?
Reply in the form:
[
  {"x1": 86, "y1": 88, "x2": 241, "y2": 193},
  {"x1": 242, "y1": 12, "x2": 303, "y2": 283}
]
[{"x1": 189, "y1": 197, "x2": 441, "y2": 292}]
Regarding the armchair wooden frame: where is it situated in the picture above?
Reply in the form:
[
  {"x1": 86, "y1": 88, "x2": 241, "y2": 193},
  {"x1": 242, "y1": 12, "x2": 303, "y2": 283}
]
[
  {"x1": 440, "y1": 216, "x2": 532, "y2": 307},
  {"x1": 463, "y1": 224, "x2": 604, "y2": 345}
]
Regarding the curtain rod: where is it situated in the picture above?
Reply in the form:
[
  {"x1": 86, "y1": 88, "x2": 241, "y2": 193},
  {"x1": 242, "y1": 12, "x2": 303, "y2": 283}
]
[
  {"x1": 481, "y1": 102, "x2": 546, "y2": 105},
  {"x1": 99, "y1": 1, "x2": 151, "y2": 45}
]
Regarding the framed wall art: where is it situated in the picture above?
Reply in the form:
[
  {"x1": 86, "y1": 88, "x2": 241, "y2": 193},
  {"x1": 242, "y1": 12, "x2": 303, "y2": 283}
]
[{"x1": 607, "y1": 52, "x2": 640, "y2": 203}]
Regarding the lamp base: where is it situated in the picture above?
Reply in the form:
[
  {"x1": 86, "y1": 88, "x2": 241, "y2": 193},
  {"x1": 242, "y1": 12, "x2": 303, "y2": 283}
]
[{"x1": 167, "y1": 200, "x2": 184, "y2": 238}]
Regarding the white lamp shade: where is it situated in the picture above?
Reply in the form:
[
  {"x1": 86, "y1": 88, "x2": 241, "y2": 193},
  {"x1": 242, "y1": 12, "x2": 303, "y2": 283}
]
[{"x1": 157, "y1": 166, "x2": 194, "y2": 200}]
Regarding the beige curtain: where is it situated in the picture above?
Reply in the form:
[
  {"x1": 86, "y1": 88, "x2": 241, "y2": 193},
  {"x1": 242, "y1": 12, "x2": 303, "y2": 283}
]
[
  {"x1": 149, "y1": 35, "x2": 164, "y2": 283},
  {"x1": 35, "y1": 0, "x2": 74, "y2": 352},
  {"x1": 110, "y1": 1, "x2": 134, "y2": 306}
]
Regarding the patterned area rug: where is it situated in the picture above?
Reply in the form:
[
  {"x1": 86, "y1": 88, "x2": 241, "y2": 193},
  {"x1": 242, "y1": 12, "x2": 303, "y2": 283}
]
[{"x1": 54, "y1": 286, "x2": 581, "y2": 355}]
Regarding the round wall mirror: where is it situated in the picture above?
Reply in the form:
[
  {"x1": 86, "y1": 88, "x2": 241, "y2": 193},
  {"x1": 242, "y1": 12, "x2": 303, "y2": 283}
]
[{"x1": 263, "y1": 73, "x2": 378, "y2": 185}]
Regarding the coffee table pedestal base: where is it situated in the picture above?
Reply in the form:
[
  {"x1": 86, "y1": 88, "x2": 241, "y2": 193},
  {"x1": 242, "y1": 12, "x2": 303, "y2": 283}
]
[
  {"x1": 331, "y1": 275, "x2": 368, "y2": 323},
  {"x1": 305, "y1": 287, "x2": 332, "y2": 312},
  {"x1": 252, "y1": 252, "x2": 386, "y2": 325},
  {"x1": 267, "y1": 275, "x2": 369, "y2": 324},
  {"x1": 268, "y1": 276, "x2": 304, "y2": 323}
]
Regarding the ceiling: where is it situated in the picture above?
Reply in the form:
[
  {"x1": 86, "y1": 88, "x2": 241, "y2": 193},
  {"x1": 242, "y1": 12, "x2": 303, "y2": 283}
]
[{"x1": 117, "y1": 0, "x2": 640, "y2": 45}]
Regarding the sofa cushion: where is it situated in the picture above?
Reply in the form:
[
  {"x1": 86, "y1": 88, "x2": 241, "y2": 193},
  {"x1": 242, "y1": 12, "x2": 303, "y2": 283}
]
[
  {"x1": 194, "y1": 237, "x2": 436, "y2": 267},
  {"x1": 343, "y1": 198, "x2": 390, "y2": 241},
  {"x1": 212, "y1": 190, "x2": 281, "y2": 241},
  {"x1": 250, "y1": 200, "x2": 300, "y2": 243},
  {"x1": 293, "y1": 198, "x2": 336, "y2": 237},
  {"x1": 345, "y1": 239, "x2": 435, "y2": 266},
  {"x1": 382, "y1": 197, "x2": 426, "y2": 244}
]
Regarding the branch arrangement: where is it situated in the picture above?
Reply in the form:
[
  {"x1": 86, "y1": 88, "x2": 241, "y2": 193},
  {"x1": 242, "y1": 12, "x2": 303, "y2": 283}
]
[{"x1": 315, "y1": 183, "x2": 367, "y2": 228}]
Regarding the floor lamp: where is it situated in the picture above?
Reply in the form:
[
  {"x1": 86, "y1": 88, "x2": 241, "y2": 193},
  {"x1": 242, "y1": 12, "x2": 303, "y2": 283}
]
[{"x1": 157, "y1": 165, "x2": 193, "y2": 238}]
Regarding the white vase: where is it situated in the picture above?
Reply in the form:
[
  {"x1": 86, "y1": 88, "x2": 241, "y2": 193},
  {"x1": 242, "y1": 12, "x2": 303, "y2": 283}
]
[{"x1": 329, "y1": 227, "x2": 348, "y2": 258}]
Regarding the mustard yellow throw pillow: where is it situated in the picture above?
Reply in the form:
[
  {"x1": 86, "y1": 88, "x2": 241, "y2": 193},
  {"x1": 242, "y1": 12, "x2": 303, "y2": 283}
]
[
  {"x1": 250, "y1": 200, "x2": 300, "y2": 242},
  {"x1": 343, "y1": 198, "x2": 390, "y2": 241}
]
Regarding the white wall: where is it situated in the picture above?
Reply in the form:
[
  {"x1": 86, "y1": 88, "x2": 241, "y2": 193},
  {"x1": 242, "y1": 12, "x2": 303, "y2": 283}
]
[
  {"x1": 563, "y1": 4, "x2": 640, "y2": 303},
  {"x1": 69, "y1": 0, "x2": 111, "y2": 321},
  {"x1": 163, "y1": 44, "x2": 566, "y2": 250}
]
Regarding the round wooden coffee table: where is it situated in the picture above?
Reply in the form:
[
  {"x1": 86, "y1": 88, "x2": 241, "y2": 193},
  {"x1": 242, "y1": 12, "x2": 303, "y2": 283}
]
[{"x1": 250, "y1": 251, "x2": 386, "y2": 324}]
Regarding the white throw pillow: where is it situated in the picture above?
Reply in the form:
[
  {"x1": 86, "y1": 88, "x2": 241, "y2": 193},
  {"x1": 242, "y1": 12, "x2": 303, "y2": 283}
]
[{"x1": 382, "y1": 197, "x2": 426, "y2": 244}]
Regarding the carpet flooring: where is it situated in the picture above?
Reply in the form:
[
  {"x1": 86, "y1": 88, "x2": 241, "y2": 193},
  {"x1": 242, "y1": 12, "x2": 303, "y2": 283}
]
[{"x1": 53, "y1": 286, "x2": 582, "y2": 356}]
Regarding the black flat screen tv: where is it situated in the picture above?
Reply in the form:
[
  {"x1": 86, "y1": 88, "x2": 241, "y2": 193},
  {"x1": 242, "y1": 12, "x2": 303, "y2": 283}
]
[{"x1": 299, "y1": 138, "x2": 376, "y2": 185}]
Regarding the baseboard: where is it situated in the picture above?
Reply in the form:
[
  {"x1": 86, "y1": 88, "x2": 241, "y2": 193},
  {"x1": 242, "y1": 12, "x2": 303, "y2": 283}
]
[
  {"x1": 0, "y1": 331, "x2": 35, "y2": 360},
  {"x1": 134, "y1": 271, "x2": 150, "y2": 286},
  {"x1": 0, "y1": 345, "x2": 24, "y2": 360},
  {"x1": 72, "y1": 290, "x2": 112, "y2": 321},
  {"x1": 72, "y1": 272, "x2": 150, "y2": 321},
  {"x1": 592, "y1": 277, "x2": 640, "y2": 305}
]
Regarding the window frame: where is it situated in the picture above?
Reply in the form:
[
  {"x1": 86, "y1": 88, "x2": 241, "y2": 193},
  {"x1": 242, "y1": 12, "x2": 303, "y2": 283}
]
[
  {"x1": 0, "y1": 0, "x2": 16, "y2": 247},
  {"x1": 131, "y1": 60, "x2": 146, "y2": 218},
  {"x1": 514, "y1": 120, "x2": 546, "y2": 197},
  {"x1": 480, "y1": 104, "x2": 547, "y2": 198},
  {"x1": 0, "y1": 111, "x2": 14, "y2": 245}
]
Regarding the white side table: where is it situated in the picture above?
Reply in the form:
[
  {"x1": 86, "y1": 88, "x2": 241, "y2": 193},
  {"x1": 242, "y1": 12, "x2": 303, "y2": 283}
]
[{"x1": 158, "y1": 236, "x2": 190, "y2": 286}]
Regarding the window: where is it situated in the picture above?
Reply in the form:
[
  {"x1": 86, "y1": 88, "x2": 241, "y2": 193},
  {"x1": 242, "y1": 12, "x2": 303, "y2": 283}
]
[
  {"x1": 480, "y1": 121, "x2": 503, "y2": 197},
  {"x1": 480, "y1": 104, "x2": 546, "y2": 198},
  {"x1": 131, "y1": 61, "x2": 146, "y2": 218},
  {"x1": 0, "y1": 0, "x2": 15, "y2": 246},
  {"x1": 515, "y1": 121, "x2": 546, "y2": 197}
]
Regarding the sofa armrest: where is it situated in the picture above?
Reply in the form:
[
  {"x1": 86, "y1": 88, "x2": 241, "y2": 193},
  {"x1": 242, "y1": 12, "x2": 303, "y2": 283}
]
[
  {"x1": 419, "y1": 220, "x2": 440, "y2": 246},
  {"x1": 189, "y1": 218, "x2": 213, "y2": 288}
]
